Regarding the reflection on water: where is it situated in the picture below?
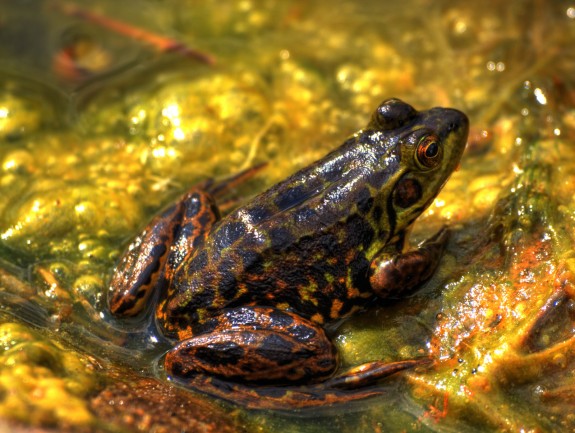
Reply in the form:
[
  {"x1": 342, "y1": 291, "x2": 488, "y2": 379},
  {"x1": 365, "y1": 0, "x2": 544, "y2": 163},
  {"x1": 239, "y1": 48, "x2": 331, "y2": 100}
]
[{"x1": 0, "y1": 0, "x2": 574, "y2": 431}]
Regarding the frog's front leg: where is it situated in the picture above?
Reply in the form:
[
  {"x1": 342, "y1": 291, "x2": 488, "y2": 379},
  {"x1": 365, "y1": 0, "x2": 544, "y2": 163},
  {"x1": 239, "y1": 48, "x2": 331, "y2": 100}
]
[
  {"x1": 369, "y1": 228, "x2": 449, "y2": 298},
  {"x1": 165, "y1": 306, "x2": 338, "y2": 384}
]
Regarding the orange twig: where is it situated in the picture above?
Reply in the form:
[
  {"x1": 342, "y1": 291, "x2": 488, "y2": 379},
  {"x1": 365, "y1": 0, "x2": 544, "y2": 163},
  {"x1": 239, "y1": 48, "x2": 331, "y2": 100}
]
[{"x1": 57, "y1": 3, "x2": 216, "y2": 65}]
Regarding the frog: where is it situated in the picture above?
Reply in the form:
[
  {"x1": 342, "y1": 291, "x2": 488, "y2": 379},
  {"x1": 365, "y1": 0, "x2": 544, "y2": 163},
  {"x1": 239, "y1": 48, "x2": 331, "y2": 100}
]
[{"x1": 108, "y1": 98, "x2": 469, "y2": 409}]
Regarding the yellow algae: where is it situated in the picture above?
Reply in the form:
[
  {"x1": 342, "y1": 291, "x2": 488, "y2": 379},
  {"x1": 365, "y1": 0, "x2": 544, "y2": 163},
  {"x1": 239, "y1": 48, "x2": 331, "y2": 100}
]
[
  {"x1": 0, "y1": 322, "x2": 98, "y2": 428},
  {"x1": 0, "y1": 1, "x2": 573, "y2": 432}
]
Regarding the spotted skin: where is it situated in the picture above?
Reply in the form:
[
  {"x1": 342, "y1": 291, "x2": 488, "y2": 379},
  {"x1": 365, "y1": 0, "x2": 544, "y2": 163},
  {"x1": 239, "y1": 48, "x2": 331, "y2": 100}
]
[
  {"x1": 108, "y1": 167, "x2": 263, "y2": 317},
  {"x1": 166, "y1": 307, "x2": 337, "y2": 384},
  {"x1": 169, "y1": 357, "x2": 426, "y2": 410},
  {"x1": 109, "y1": 99, "x2": 469, "y2": 409},
  {"x1": 108, "y1": 190, "x2": 219, "y2": 317}
]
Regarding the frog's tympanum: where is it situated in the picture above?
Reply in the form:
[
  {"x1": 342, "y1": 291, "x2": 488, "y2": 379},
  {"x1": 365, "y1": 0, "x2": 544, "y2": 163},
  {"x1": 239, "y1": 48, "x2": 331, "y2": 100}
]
[{"x1": 108, "y1": 99, "x2": 469, "y2": 409}]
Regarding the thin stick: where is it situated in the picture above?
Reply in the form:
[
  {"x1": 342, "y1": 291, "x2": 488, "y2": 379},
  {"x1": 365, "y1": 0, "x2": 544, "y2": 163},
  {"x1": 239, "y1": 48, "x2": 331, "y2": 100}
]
[{"x1": 56, "y1": 3, "x2": 216, "y2": 65}]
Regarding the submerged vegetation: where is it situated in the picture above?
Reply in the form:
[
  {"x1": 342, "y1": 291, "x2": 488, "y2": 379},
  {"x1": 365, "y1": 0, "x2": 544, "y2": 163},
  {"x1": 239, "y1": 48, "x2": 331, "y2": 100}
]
[{"x1": 0, "y1": 0, "x2": 574, "y2": 431}]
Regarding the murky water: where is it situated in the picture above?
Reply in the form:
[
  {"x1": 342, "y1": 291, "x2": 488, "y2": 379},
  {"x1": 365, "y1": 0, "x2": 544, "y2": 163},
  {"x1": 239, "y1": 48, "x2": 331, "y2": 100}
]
[{"x1": 0, "y1": 0, "x2": 574, "y2": 432}]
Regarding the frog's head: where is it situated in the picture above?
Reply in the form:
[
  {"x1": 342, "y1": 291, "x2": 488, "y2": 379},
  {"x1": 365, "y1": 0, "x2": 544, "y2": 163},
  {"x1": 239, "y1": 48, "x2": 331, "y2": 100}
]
[{"x1": 369, "y1": 98, "x2": 469, "y2": 237}]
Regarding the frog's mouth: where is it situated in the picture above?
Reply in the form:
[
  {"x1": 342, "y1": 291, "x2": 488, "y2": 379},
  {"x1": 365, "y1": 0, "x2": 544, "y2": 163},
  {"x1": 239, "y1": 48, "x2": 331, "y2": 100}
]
[{"x1": 434, "y1": 107, "x2": 469, "y2": 175}]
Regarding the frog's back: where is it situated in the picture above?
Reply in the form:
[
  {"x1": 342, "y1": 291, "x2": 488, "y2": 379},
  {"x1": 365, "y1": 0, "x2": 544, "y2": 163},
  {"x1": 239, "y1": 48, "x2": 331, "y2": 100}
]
[
  {"x1": 159, "y1": 98, "x2": 469, "y2": 332},
  {"x1": 165, "y1": 132, "x2": 401, "y2": 327}
]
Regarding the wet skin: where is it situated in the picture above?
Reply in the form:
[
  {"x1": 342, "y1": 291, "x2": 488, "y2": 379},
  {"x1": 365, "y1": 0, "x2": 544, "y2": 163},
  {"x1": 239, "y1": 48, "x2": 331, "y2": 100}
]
[{"x1": 108, "y1": 98, "x2": 469, "y2": 408}]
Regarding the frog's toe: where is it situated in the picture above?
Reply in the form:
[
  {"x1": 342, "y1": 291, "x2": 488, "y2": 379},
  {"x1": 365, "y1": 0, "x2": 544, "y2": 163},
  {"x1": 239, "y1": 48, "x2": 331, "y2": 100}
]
[
  {"x1": 323, "y1": 357, "x2": 432, "y2": 390},
  {"x1": 423, "y1": 226, "x2": 450, "y2": 246}
]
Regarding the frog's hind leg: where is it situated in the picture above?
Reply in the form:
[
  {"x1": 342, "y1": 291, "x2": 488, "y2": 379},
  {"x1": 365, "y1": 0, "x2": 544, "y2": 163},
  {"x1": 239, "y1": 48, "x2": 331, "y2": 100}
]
[
  {"x1": 170, "y1": 374, "x2": 387, "y2": 410},
  {"x1": 163, "y1": 305, "x2": 344, "y2": 409},
  {"x1": 107, "y1": 165, "x2": 265, "y2": 318},
  {"x1": 165, "y1": 306, "x2": 337, "y2": 385},
  {"x1": 166, "y1": 356, "x2": 426, "y2": 410},
  {"x1": 202, "y1": 162, "x2": 266, "y2": 201},
  {"x1": 108, "y1": 189, "x2": 220, "y2": 317},
  {"x1": 321, "y1": 357, "x2": 431, "y2": 390},
  {"x1": 164, "y1": 306, "x2": 427, "y2": 409}
]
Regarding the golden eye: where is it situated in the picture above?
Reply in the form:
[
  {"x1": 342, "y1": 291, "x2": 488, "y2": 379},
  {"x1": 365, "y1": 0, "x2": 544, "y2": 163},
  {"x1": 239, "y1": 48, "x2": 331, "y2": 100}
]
[{"x1": 416, "y1": 135, "x2": 442, "y2": 168}]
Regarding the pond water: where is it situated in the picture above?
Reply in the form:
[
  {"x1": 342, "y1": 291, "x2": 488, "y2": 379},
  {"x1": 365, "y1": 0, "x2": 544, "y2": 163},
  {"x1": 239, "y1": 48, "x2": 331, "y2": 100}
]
[{"x1": 0, "y1": 1, "x2": 574, "y2": 432}]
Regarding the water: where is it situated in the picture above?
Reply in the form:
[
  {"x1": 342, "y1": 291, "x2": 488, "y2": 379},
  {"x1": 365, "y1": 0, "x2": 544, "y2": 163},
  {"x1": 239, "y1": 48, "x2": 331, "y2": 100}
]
[{"x1": 0, "y1": 0, "x2": 574, "y2": 431}]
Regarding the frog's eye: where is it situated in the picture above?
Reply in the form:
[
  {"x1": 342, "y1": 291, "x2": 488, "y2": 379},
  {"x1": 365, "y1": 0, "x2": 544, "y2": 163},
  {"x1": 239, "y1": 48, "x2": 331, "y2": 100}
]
[{"x1": 416, "y1": 134, "x2": 442, "y2": 168}]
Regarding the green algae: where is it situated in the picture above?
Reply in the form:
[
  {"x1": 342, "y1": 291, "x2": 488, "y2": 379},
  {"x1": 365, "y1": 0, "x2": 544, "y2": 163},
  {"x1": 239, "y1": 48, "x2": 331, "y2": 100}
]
[{"x1": 0, "y1": 0, "x2": 574, "y2": 432}]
